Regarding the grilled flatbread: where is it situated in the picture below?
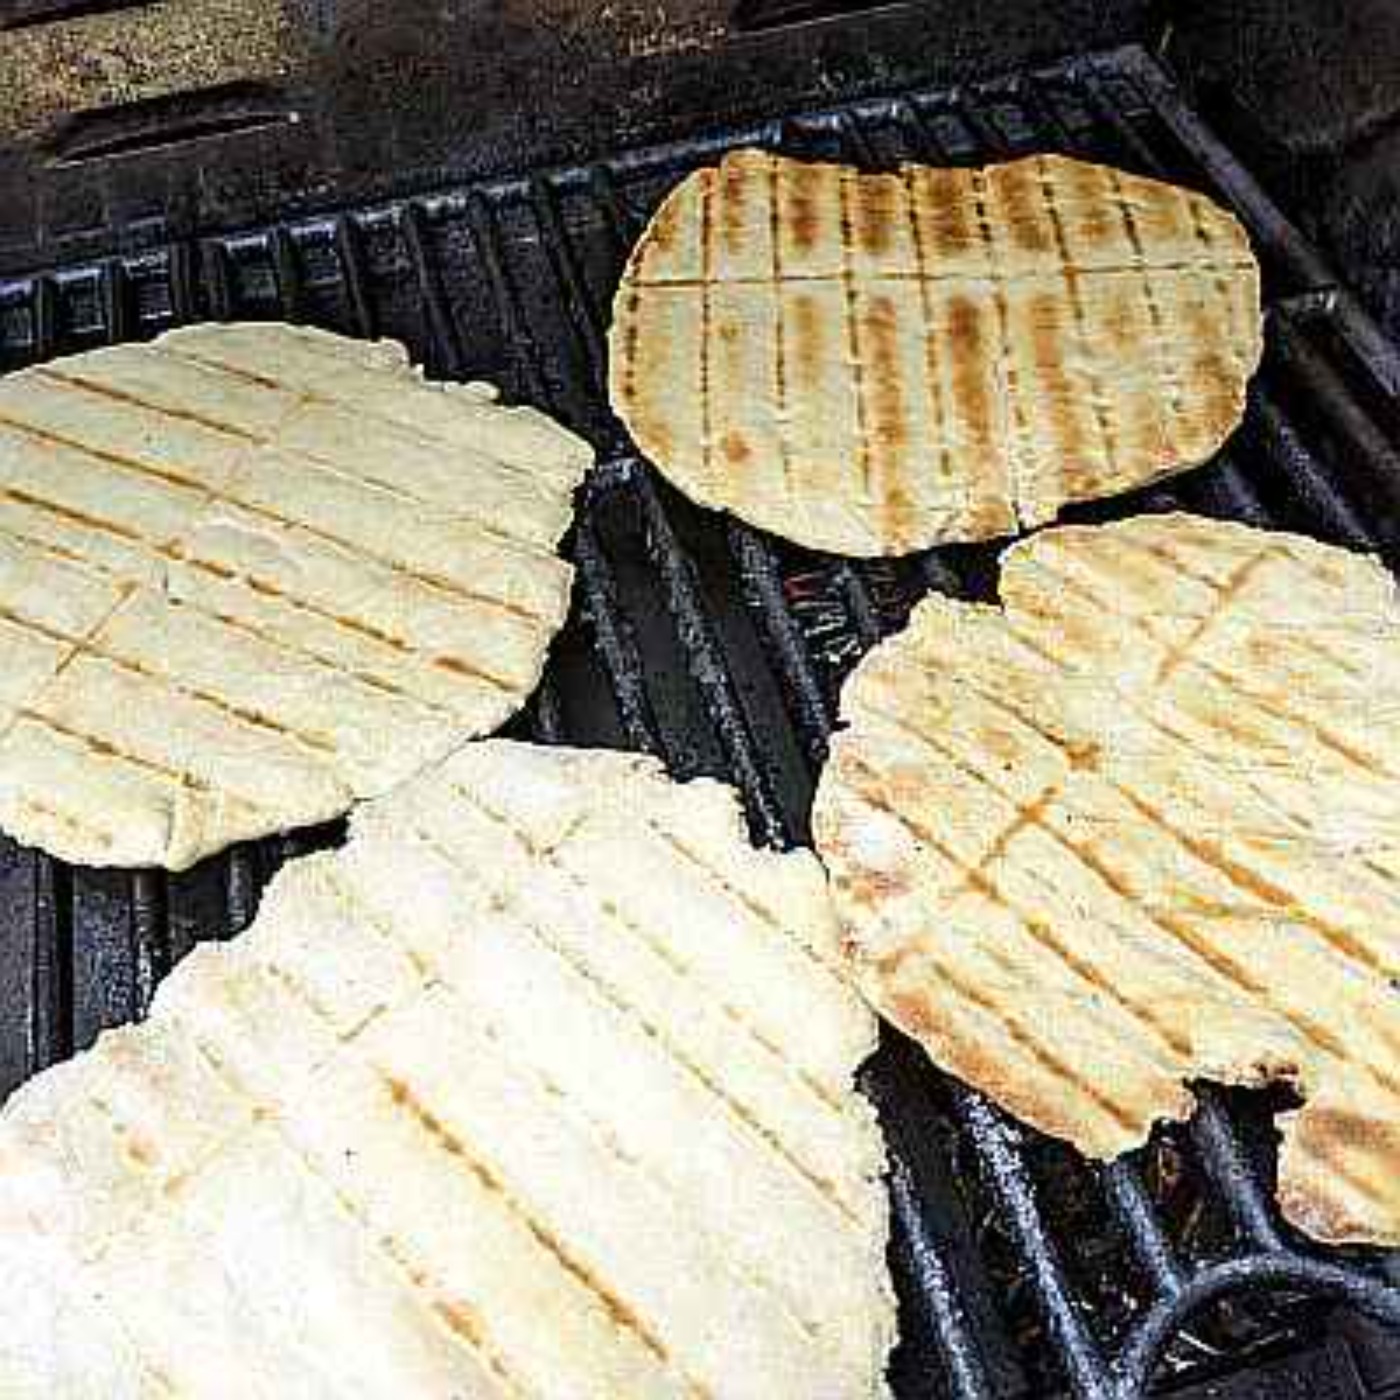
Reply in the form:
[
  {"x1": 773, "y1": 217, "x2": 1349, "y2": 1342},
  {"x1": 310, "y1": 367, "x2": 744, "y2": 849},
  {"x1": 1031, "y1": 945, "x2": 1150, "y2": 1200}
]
[
  {"x1": 0, "y1": 323, "x2": 589, "y2": 869},
  {"x1": 0, "y1": 741, "x2": 896, "y2": 1398},
  {"x1": 610, "y1": 150, "x2": 1261, "y2": 556},
  {"x1": 814, "y1": 513, "x2": 1400, "y2": 1245}
]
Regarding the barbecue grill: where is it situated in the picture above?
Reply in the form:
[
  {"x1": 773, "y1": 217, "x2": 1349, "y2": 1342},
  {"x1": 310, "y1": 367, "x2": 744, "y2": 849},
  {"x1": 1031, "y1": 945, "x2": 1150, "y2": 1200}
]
[{"x1": 1, "y1": 5, "x2": 1399, "y2": 1397}]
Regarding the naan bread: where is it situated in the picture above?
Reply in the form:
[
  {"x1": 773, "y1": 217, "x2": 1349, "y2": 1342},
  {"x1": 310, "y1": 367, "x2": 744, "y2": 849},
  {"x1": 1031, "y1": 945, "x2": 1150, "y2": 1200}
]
[
  {"x1": 814, "y1": 514, "x2": 1400, "y2": 1245},
  {"x1": 0, "y1": 323, "x2": 589, "y2": 869},
  {"x1": 0, "y1": 741, "x2": 896, "y2": 1398},
  {"x1": 610, "y1": 150, "x2": 1260, "y2": 556}
]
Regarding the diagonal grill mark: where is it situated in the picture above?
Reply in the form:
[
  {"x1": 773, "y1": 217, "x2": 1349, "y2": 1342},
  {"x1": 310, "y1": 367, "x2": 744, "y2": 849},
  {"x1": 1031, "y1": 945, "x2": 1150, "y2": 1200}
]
[
  {"x1": 970, "y1": 167, "x2": 1024, "y2": 528},
  {"x1": 645, "y1": 822, "x2": 850, "y2": 990},
  {"x1": 12, "y1": 792, "x2": 120, "y2": 846},
  {"x1": 0, "y1": 403, "x2": 552, "y2": 628},
  {"x1": 837, "y1": 168, "x2": 874, "y2": 500},
  {"x1": 0, "y1": 476, "x2": 525, "y2": 699},
  {"x1": 962, "y1": 592, "x2": 1395, "y2": 989},
  {"x1": 0, "y1": 577, "x2": 139, "y2": 753},
  {"x1": 840, "y1": 714, "x2": 1192, "y2": 1063},
  {"x1": 1108, "y1": 171, "x2": 1184, "y2": 438},
  {"x1": 1149, "y1": 545, "x2": 1276, "y2": 685},
  {"x1": 381, "y1": 830, "x2": 866, "y2": 1361},
  {"x1": 453, "y1": 782, "x2": 848, "y2": 1118},
  {"x1": 0, "y1": 515, "x2": 462, "y2": 721},
  {"x1": 899, "y1": 167, "x2": 956, "y2": 524},
  {"x1": 148, "y1": 339, "x2": 580, "y2": 493},
  {"x1": 1044, "y1": 547, "x2": 1400, "y2": 788},
  {"x1": 29, "y1": 365, "x2": 556, "y2": 564},
  {"x1": 242, "y1": 946, "x2": 698, "y2": 1385},
  {"x1": 841, "y1": 752, "x2": 1148, "y2": 1133},
  {"x1": 11, "y1": 707, "x2": 266, "y2": 815},
  {"x1": 381, "y1": 1074, "x2": 697, "y2": 1388},
  {"x1": 922, "y1": 627, "x2": 1400, "y2": 1097},
  {"x1": 1004, "y1": 593, "x2": 1400, "y2": 992},
  {"x1": 399, "y1": 810, "x2": 865, "y2": 1229},
  {"x1": 0, "y1": 598, "x2": 341, "y2": 759},
  {"x1": 1035, "y1": 159, "x2": 1121, "y2": 490},
  {"x1": 32, "y1": 366, "x2": 261, "y2": 442},
  {"x1": 168, "y1": 1007, "x2": 531, "y2": 1400},
  {"x1": 171, "y1": 548, "x2": 522, "y2": 697},
  {"x1": 1137, "y1": 538, "x2": 1368, "y2": 681}
]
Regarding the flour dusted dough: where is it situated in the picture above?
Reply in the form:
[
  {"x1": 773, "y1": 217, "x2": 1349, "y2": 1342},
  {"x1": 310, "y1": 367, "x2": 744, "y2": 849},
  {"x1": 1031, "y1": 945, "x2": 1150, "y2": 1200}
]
[
  {"x1": 0, "y1": 323, "x2": 589, "y2": 868},
  {"x1": 815, "y1": 514, "x2": 1400, "y2": 1245},
  {"x1": 611, "y1": 151, "x2": 1260, "y2": 555},
  {"x1": 0, "y1": 741, "x2": 896, "y2": 1397}
]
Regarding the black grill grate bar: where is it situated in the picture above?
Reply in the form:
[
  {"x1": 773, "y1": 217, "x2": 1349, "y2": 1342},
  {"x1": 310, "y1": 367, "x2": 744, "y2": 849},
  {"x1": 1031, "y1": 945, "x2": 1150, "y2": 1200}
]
[
  {"x1": 29, "y1": 853, "x2": 71, "y2": 1073},
  {"x1": 459, "y1": 186, "x2": 668, "y2": 757},
  {"x1": 1106, "y1": 49, "x2": 1335, "y2": 295},
  {"x1": 332, "y1": 214, "x2": 379, "y2": 341},
  {"x1": 633, "y1": 472, "x2": 793, "y2": 846},
  {"x1": 1249, "y1": 384, "x2": 1387, "y2": 557},
  {"x1": 1101, "y1": 1158, "x2": 1188, "y2": 1298},
  {"x1": 529, "y1": 177, "x2": 613, "y2": 412},
  {"x1": 726, "y1": 523, "x2": 835, "y2": 768},
  {"x1": 546, "y1": 177, "x2": 797, "y2": 845},
  {"x1": 1188, "y1": 1090, "x2": 1285, "y2": 1253},
  {"x1": 129, "y1": 869, "x2": 168, "y2": 1017},
  {"x1": 953, "y1": 1089, "x2": 1117, "y2": 1399},
  {"x1": 888, "y1": 1155, "x2": 997, "y2": 1399},
  {"x1": 402, "y1": 202, "x2": 468, "y2": 380}
]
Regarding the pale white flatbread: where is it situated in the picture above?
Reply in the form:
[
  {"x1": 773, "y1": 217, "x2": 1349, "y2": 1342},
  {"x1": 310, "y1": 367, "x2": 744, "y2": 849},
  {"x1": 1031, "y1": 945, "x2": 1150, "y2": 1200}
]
[
  {"x1": 0, "y1": 323, "x2": 590, "y2": 869},
  {"x1": 0, "y1": 741, "x2": 895, "y2": 1398},
  {"x1": 611, "y1": 150, "x2": 1261, "y2": 556},
  {"x1": 815, "y1": 513, "x2": 1400, "y2": 1246}
]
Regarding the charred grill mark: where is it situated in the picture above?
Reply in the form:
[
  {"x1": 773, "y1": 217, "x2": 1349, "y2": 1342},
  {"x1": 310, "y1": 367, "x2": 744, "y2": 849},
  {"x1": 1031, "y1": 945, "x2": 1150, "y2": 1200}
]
[
  {"x1": 842, "y1": 720, "x2": 1194, "y2": 1062},
  {"x1": 786, "y1": 162, "x2": 821, "y2": 256},
  {"x1": 969, "y1": 167, "x2": 1023, "y2": 524},
  {"x1": 837, "y1": 170, "x2": 874, "y2": 501},
  {"x1": 720, "y1": 156, "x2": 751, "y2": 259},
  {"x1": 994, "y1": 161, "x2": 1054, "y2": 258},
  {"x1": 852, "y1": 177, "x2": 896, "y2": 258},
  {"x1": 1035, "y1": 159, "x2": 1121, "y2": 493},
  {"x1": 32, "y1": 367, "x2": 260, "y2": 442},
  {"x1": 861, "y1": 292, "x2": 915, "y2": 542}
]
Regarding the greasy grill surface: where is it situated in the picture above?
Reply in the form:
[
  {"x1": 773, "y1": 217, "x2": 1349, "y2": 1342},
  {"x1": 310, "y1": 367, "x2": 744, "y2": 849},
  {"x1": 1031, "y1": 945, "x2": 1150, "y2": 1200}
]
[
  {"x1": 610, "y1": 151, "x2": 1260, "y2": 554},
  {"x1": 0, "y1": 43, "x2": 1398, "y2": 1400}
]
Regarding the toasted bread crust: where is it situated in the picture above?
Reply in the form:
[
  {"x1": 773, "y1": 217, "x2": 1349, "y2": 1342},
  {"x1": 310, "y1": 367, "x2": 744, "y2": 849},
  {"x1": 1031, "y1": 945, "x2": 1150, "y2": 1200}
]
[
  {"x1": 611, "y1": 151, "x2": 1261, "y2": 556},
  {"x1": 815, "y1": 513, "x2": 1400, "y2": 1245}
]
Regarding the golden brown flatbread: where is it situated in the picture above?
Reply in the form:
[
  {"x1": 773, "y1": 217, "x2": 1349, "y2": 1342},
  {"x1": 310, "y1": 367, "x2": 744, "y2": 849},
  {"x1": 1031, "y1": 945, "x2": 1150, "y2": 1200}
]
[
  {"x1": 611, "y1": 150, "x2": 1261, "y2": 556},
  {"x1": 0, "y1": 741, "x2": 896, "y2": 1397},
  {"x1": 0, "y1": 322, "x2": 589, "y2": 869},
  {"x1": 814, "y1": 513, "x2": 1400, "y2": 1245}
]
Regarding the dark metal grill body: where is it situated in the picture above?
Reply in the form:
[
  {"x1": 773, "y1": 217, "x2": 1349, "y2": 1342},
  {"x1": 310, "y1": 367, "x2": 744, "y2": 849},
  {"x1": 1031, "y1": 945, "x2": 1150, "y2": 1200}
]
[{"x1": 0, "y1": 42, "x2": 1398, "y2": 1400}]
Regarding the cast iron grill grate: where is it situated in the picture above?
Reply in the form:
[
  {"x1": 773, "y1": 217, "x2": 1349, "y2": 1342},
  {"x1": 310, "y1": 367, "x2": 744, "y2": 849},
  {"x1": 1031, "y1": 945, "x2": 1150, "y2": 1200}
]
[{"x1": 0, "y1": 43, "x2": 1398, "y2": 1400}]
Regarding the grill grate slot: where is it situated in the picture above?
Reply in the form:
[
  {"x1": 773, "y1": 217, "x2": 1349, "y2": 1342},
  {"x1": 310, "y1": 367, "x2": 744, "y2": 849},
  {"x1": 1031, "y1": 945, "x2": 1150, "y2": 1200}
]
[{"x1": 0, "y1": 42, "x2": 1398, "y2": 1398}]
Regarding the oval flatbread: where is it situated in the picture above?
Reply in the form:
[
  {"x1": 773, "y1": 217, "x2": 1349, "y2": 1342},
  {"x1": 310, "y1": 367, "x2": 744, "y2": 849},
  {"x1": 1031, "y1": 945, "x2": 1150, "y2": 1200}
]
[
  {"x1": 814, "y1": 513, "x2": 1400, "y2": 1245},
  {"x1": 0, "y1": 322, "x2": 590, "y2": 869},
  {"x1": 610, "y1": 150, "x2": 1261, "y2": 556},
  {"x1": 0, "y1": 741, "x2": 896, "y2": 1398}
]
